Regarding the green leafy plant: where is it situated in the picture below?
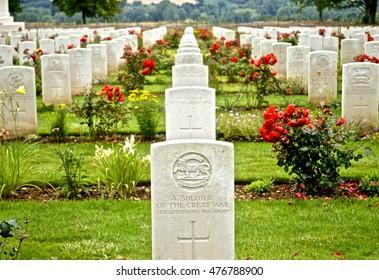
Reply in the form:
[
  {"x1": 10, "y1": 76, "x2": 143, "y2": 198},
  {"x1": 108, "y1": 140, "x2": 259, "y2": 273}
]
[
  {"x1": 51, "y1": 104, "x2": 68, "y2": 142},
  {"x1": 260, "y1": 104, "x2": 364, "y2": 194},
  {"x1": 360, "y1": 175, "x2": 379, "y2": 196},
  {"x1": 0, "y1": 142, "x2": 40, "y2": 198},
  {"x1": 93, "y1": 135, "x2": 150, "y2": 198},
  {"x1": 246, "y1": 178, "x2": 274, "y2": 193},
  {"x1": 56, "y1": 148, "x2": 89, "y2": 199},
  {"x1": 118, "y1": 46, "x2": 156, "y2": 92},
  {"x1": 239, "y1": 53, "x2": 283, "y2": 109},
  {"x1": 216, "y1": 110, "x2": 262, "y2": 141},
  {"x1": 128, "y1": 89, "x2": 160, "y2": 139},
  {"x1": 0, "y1": 219, "x2": 29, "y2": 260},
  {"x1": 72, "y1": 86, "x2": 129, "y2": 137}
]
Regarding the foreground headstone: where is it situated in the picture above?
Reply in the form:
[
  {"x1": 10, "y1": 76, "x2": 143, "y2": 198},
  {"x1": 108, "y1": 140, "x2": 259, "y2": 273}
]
[
  {"x1": 41, "y1": 54, "x2": 72, "y2": 105},
  {"x1": 342, "y1": 62, "x2": 379, "y2": 129},
  {"x1": 151, "y1": 139, "x2": 234, "y2": 260},
  {"x1": 0, "y1": 66, "x2": 37, "y2": 137}
]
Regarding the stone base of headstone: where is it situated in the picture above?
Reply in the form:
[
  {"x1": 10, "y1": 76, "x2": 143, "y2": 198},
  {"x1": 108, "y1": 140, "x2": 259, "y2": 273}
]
[{"x1": 151, "y1": 139, "x2": 234, "y2": 260}]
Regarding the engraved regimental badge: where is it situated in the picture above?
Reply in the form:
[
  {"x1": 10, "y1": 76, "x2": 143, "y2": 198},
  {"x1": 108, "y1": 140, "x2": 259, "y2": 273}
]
[{"x1": 173, "y1": 153, "x2": 212, "y2": 190}]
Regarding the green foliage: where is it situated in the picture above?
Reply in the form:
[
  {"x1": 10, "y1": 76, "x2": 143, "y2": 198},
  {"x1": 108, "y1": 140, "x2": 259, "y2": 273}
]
[
  {"x1": 246, "y1": 178, "x2": 274, "y2": 193},
  {"x1": 52, "y1": 0, "x2": 121, "y2": 24},
  {"x1": 128, "y1": 89, "x2": 161, "y2": 139},
  {"x1": 50, "y1": 104, "x2": 68, "y2": 142},
  {"x1": 0, "y1": 142, "x2": 40, "y2": 198},
  {"x1": 71, "y1": 87, "x2": 129, "y2": 137},
  {"x1": 360, "y1": 175, "x2": 379, "y2": 196},
  {"x1": 56, "y1": 148, "x2": 89, "y2": 199},
  {"x1": 93, "y1": 136, "x2": 150, "y2": 198},
  {"x1": 216, "y1": 110, "x2": 262, "y2": 141},
  {"x1": 0, "y1": 219, "x2": 29, "y2": 260},
  {"x1": 118, "y1": 46, "x2": 156, "y2": 92},
  {"x1": 261, "y1": 105, "x2": 364, "y2": 194}
]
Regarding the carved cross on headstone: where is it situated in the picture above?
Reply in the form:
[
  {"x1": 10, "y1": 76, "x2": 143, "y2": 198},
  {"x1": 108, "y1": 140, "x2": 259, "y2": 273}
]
[
  {"x1": 179, "y1": 115, "x2": 201, "y2": 138},
  {"x1": 177, "y1": 221, "x2": 209, "y2": 260},
  {"x1": 354, "y1": 96, "x2": 369, "y2": 118}
]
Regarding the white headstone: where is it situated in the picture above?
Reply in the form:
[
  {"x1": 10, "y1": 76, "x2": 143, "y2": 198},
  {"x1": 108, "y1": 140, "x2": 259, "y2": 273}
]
[
  {"x1": 0, "y1": 66, "x2": 37, "y2": 137},
  {"x1": 55, "y1": 36, "x2": 70, "y2": 53},
  {"x1": 308, "y1": 51, "x2": 338, "y2": 106},
  {"x1": 272, "y1": 42, "x2": 291, "y2": 79},
  {"x1": 341, "y1": 39, "x2": 361, "y2": 65},
  {"x1": 323, "y1": 36, "x2": 339, "y2": 52},
  {"x1": 287, "y1": 46, "x2": 310, "y2": 88},
  {"x1": 0, "y1": 45, "x2": 12, "y2": 67},
  {"x1": 166, "y1": 86, "x2": 215, "y2": 140},
  {"x1": 364, "y1": 41, "x2": 379, "y2": 58},
  {"x1": 172, "y1": 65, "x2": 208, "y2": 88},
  {"x1": 260, "y1": 39, "x2": 277, "y2": 56},
  {"x1": 10, "y1": 35, "x2": 21, "y2": 56},
  {"x1": 68, "y1": 48, "x2": 92, "y2": 95},
  {"x1": 175, "y1": 53, "x2": 203, "y2": 65},
  {"x1": 18, "y1": 41, "x2": 36, "y2": 65},
  {"x1": 41, "y1": 54, "x2": 72, "y2": 105},
  {"x1": 309, "y1": 35, "x2": 324, "y2": 51},
  {"x1": 87, "y1": 44, "x2": 107, "y2": 83},
  {"x1": 100, "y1": 40, "x2": 118, "y2": 73},
  {"x1": 342, "y1": 62, "x2": 379, "y2": 129},
  {"x1": 39, "y1": 39, "x2": 55, "y2": 54}
]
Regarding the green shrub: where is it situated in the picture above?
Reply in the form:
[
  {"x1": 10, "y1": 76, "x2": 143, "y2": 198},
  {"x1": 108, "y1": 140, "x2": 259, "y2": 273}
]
[
  {"x1": 0, "y1": 219, "x2": 29, "y2": 260},
  {"x1": 360, "y1": 175, "x2": 379, "y2": 196},
  {"x1": 246, "y1": 178, "x2": 274, "y2": 193},
  {"x1": 0, "y1": 142, "x2": 40, "y2": 198}
]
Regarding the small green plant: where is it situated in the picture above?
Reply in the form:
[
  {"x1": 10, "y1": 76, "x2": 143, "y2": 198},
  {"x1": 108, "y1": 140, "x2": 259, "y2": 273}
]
[
  {"x1": 216, "y1": 110, "x2": 262, "y2": 141},
  {"x1": 56, "y1": 148, "x2": 89, "y2": 199},
  {"x1": 93, "y1": 135, "x2": 150, "y2": 198},
  {"x1": 128, "y1": 89, "x2": 160, "y2": 139},
  {"x1": 51, "y1": 104, "x2": 68, "y2": 142},
  {"x1": 246, "y1": 178, "x2": 274, "y2": 193},
  {"x1": 72, "y1": 86, "x2": 129, "y2": 137},
  {"x1": 0, "y1": 142, "x2": 40, "y2": 198},
  {"x1": 360, "y1": 175, "x2": 379, "y2": 196},
  {"x1": 0, "y1": 219, "x2": 29, "y2": 260}
]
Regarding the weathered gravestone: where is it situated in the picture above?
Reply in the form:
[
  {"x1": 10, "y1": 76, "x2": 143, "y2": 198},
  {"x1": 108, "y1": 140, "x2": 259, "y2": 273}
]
[
  {"x1": 151, "y1": 29, "x2": 234, "y2": 260},
  {"x1": 323, "y1": 36, "x2": 339, "y2": 53},
  {"x1": 68, "y1": 48, "x2": 92, "y2": 95},
  {"x1": 175, "y1": 52, "x2": 203, "y2": 65},
  {"x1": 41, "y1": 54, "x2": 72, "y2": 105},
  {"x1": 0, "y1": 66, "x2": 37, "y2": 137},
  {"x1": 0, "y1": 45, "x2": 12, "y2": 67},
  {"x1": 18, "y1": 41, "x2": 36, "y2": 65},
  {"x1": 87, "y1": 44, "x2": 107, "y2": 83},
  {"x1": 342, "y1": 62, "x2": 379, "y2": 129},
  {"x1": 100, "y1": 40, "x2": 119, "y2": 73},
  {"x1": 272, "y1": 42, "x2": 291, "y2": 80},
  {"x1": 341, "y1": 39, "x2": 360, "y2": 65},
  {"x1": 39, "y1": 39, "x2": 55, "y2": 54},
  {"x1": 364, "y1": 41, "x2": 379, "y2": 58},
  {"x1": 308, "y1": 51, "x2": 338, "y2": 106},
  {"x1": 287, "y1": 46, "x2": 310, "y2": 89}
]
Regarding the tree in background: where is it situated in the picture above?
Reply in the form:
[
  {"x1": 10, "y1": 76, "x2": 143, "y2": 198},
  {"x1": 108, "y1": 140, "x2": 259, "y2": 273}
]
[
  {"x1": 333, "y1": 0, "x2": 377, "y2": 24},
  {"x1": 291, "y1": 0, "x2": 338, "y2": 22},
  {"x1": 9, "y1": 0, "x2": 22, "y2": 15},
  {"x1": 52, "y1": 0, "x2": 121, "y2": 24}
]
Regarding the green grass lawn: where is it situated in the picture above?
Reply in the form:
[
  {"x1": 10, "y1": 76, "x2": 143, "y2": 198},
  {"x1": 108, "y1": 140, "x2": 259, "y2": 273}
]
[{"x1": 1, "y1": 198, "x2": 378, "y2": 260}]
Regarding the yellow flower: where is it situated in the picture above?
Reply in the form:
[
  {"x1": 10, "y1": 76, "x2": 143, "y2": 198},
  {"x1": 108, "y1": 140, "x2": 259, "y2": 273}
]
[
  {"x1": 134, "y1": 106, "x2": 139, "y2": 109},
  {"x1": 15, "y1": 85, "x2": 26, "y2": 94},
  {"x1": 60, "y1": 103, "x2": 66, "y2": 109}
]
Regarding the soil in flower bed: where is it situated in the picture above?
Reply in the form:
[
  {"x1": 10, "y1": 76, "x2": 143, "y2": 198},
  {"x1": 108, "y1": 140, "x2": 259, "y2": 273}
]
[{"x1": 7, "y1": 181, "x2": 376, "y2": 202}]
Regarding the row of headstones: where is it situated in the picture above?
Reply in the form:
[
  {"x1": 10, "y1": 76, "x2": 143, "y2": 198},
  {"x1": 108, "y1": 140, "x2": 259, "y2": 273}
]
[
  {"x1": 151, "y1": 26, "x2": 234, "y2": 260},
  {"x1": 0, "y1": 26, "x2": 168, "y2": 137},
  {"x1": 216, "y1": 26, "x2": 379, "y2": 129}
]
